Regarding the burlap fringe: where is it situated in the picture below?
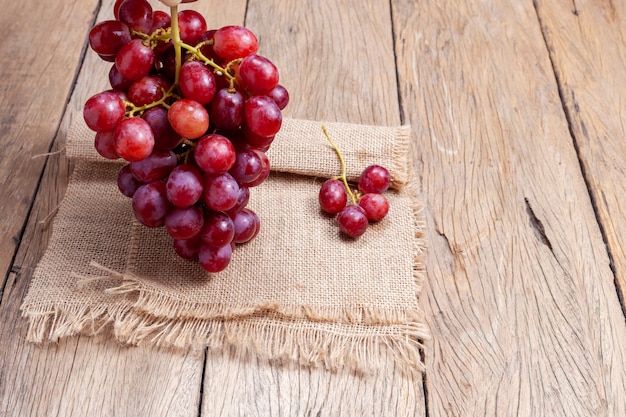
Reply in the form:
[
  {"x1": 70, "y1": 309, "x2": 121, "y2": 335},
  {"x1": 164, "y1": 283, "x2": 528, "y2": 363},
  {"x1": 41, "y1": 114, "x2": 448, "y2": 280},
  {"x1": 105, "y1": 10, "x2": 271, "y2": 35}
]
[
  {"x1": 114, "y1": 313, "x2": 427, "y2": 374},
  {"x1": 23, "y1": 299, "x2": 428, "y2": 375}
]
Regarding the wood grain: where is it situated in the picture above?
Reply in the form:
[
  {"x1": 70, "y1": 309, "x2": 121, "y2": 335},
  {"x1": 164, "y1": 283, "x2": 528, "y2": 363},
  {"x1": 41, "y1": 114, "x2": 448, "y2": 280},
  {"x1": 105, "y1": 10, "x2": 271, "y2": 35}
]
[
  {"x1": 391, "y1": 0, "x2": 626, "y2": 415},
  {"x1": 533, "y1": 0, "x2": 626, "y2": 309},
  {"x1": 0, "y1": 0, "x2": 98, "y2": 295}
]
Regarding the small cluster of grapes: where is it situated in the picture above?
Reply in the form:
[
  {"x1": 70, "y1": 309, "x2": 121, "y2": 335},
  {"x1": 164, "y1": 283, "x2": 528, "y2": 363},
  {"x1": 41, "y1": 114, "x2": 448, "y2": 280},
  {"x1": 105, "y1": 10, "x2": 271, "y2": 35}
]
[
  {"x1": 82, "y1": 0, "x2": 288, "y2": 272},
  {"x1": 318, "y1": 128, "x2": 391, "y2": 238}
]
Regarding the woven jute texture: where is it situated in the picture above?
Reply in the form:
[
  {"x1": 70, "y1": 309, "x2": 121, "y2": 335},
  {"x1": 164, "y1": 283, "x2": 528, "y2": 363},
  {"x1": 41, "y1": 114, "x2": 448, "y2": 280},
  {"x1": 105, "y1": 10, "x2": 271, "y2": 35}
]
[{"x1": 22, "y1": 117, "x2": 428, "y2": 373}]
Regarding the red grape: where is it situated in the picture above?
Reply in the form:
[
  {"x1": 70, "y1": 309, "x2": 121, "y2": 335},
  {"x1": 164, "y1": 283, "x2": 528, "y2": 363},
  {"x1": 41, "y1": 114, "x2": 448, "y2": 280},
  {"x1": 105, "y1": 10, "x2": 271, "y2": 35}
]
[
  {"x1": 117, "y1": 164, "x2": 143, "y2": 198},
  {"x1": 165, "y1": 205, "x2": 204, "y2": 240},
  {"x1": 319, "y1": 179, "x2": 347, "y2": 214},
  {"x1": 179, "y1": 61, "x2": 216, "y2": 105},
  {"x1": 166, "y1": 164, "x2": 204, "y2": 208},
  {"x1": 94, "y1": 130, "x2": 120, "y2": 159},
  {"x1": 242, "y1": 124, "x2": 274, "y2": 148},
  {"x1": 267, "y1": 84, "x2": 289, "y2": 110},
  {"x1": 358, "y1": 165, "x2": 391, "y2": 194},
  {"x1": 178, "y1": 10, "x2": 207, "y2": 44},
  {"x1": 115, "y1": 39, "x2": 155, "y2": 81},
  {"x1": 200, "y1": 211, "x2": 235, "y2": 247},
  {"x1": 238, "y1": 55, "x2": 279, "y2": 96},
  {"x1": 114, "y1": 117, "x2": 155, "y2": 162},
  {"x1": 168, "y1": 99, "x2": 209, "y2": 139},
  {"x1": 227, "y1": 186, "x2": 250, "y2": 213},
  {"x1": 358, "y1": 193, "x2": 389, "y2": 222},
  {"x1": 198, "y1": 243, "x2": 232, "y2": 272},
  {"x1": 194, "y1": 134, "x2": 236, "y2": 174},
  {"x1": 151, "y1": 10, "x2": 171, "y2": 32},
  {"x1": 132, "y1": 181, "x2": 170, "y2": 227},
  {"x1": 212, "y1": 26, "x2": 258, "y2": 61},
  {"x1": 209, "y1": 88, "x2": 244, "y2": 130},
  {"x1": 245, "y1": 150, "x2": 270, "y2": 187},
  {"x1": 231, "y1": 208, "x2": 260, "y2": 243},
  {"x1": 83, "y1": 91, "x2": 126, "y2": 133},
  {"x1": 229, "y1": 150, "x2": 263, "y2": 186},
  {"x1": 244, "y1": 96, "x2": 282, "y2": 137},
  {"x1": 109, "y1": 64, "x2": 133, "y2": 91},
  {"x1": 89, "y1": 20, "x2": 131, "y2": 56},
  {"x1": 337, "y1": 205, "x2": 368, "y2": 238},
  {"x1": 118, "y1": 0, "x2": 153, "y2": 34},
  {"x1": 202, "y1": 172, "x2": 239, "y2": 211}
]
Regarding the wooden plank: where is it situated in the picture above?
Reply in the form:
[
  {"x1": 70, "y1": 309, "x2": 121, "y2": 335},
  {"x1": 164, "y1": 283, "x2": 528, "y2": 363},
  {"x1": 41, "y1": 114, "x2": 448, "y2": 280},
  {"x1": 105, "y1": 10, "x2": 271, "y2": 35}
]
[
  {"x1": 533, "y1": 0, "x2": 626, "y2": 309},
  {"x1": 0, "y1": 1, "x2": 246, "y2": 416},
  {"x1": 0, "y1": 0, "x2": 98, "y2": 292},
  {"x1": 391, "y1": 0, "x2": 626, "y2": 415},
  {"x1": 198, "y1": 0, "x2": 426, "y2": 415}
]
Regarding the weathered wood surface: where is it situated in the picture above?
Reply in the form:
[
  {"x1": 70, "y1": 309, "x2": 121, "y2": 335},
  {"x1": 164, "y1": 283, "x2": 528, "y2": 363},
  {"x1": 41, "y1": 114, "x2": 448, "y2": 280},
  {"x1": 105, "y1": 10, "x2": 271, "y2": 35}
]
[
  {"x1": 1, "y1": 0, "x2": 626, "y2": 415},
  {"x1": 534, "y1": 0, "x2": 626, "y2": 308},
  {"x1": 392, "y1": 0, "x2": 626, "y2": 415}
]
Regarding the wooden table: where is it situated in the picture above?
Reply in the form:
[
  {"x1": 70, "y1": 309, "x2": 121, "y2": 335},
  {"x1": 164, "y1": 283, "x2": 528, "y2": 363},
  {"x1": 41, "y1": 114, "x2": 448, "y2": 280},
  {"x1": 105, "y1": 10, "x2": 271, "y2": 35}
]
[{"x1": 2, "y1": 0, "x2": 625, "y2": 415}]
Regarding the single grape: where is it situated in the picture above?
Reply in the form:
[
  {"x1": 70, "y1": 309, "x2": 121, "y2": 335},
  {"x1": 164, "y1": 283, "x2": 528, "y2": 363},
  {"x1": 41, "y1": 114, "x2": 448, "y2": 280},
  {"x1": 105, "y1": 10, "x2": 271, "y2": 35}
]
[
  {"x1": 238, "y1": 54, "x2": 279, "y2": 96},
  {"x1": 267, "y1": 84, "x2": 289, "y2": 110},
  {"x1": 229, "y1": 150, "x2": 263, "y2": 186},
  {"x1": 358, "y1": 193, "x2": 389, "y2": 222},
  {"x1": 178, "y1": 10, "x2": 207, "y2": 44},
  {"x1": 358, "y1": 165, "x2": 391, "y2": 194},
  {"x1": 83, "y1": 91, "x2": 126, "y2": 133},
  {"x1": 142, "y1": 106, "x2": 183, "y2": 150},
  {"x1": 115, "y1": 39, "x2": 155, "y2": 81},
  {"x1": 245, "y1": 150, "x2": 270, "y2": 187},
  {"x1": 319, "y1": 179, "x2": 347, "y2": 214},
  {"x1": 194, "y1": 134, "x2": 236, "y2": 174},
  {"x1": 244, "y1": 96, "x2": 282, "y2": 137},
  {"x1": 212, "y1": 26, "x2": 258, "y2": 61},
  {"x1": 118, "y1": 0, "x2": 153, "y2": 34},
  {"x1": 132, "y1": 181, "x2": 170, "y2": 227},
  {"x1": 166, "y1": 164, "x2": 204, "y2": 208},
  {"x1": 198, "y1": 242, "x2": 232, "y2": 273},
  {"x1": 337, "y1": 205, "x2": 368, "y2": 238},
  {"x1": 89, "y1": 20, "x2": 131, "y2": 56},
  {"x1": 109, "y1": 64, "x2": 133, "y2": 91},
  {"x1": 114, "y1": 117, "x2": 155, "y2": 162},
  {"x1": 129, "y1": 149, "x2": 177, "y2": 182},
  {"x1": 231, "y1": 208, "x2": 260, "y2": 243},
  {"x1": 173, "y1": 235, "x2": 201, "y2": 260},
  {"x1": 200, "y1": 211, "x2": 235, "y2": 247},
  {"x1": 165, "y1": 205, "x2": 204, "y2": 240},
  {"x1": 168, "y1": 99, "x2": 209, "y2": 139},
  {"x1": 203, "y1": 172, "x2": 239, "y2": 212},
  {"x1": 94, "y1": 130, "x2": 120, "y2": 159},
  {"x1": 128, "y1": 75, "x2": 171, "y2": 106},
  {"x1": 179, "y1": 61, "x2": 216, "y2": 105},
  {"x1": 209, "y1": 88, "x2": 244, "y2": 130},
  {"x1": 117, "y1": 164, "x2": 143, "y2": 197},
  {"x1": 151, "y1": 10, "x2": 171, "y2": 32}
]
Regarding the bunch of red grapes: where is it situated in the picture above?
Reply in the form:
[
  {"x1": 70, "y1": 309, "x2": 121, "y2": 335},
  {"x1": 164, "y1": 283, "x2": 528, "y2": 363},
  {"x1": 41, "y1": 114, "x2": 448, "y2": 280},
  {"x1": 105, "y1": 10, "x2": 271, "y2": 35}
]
[
  {"x1": 83, "y1": 0, "x2": 288, "y2": 272},
  {"x1": 319, "y1": 165, "x2": 391, "y2": 238}
]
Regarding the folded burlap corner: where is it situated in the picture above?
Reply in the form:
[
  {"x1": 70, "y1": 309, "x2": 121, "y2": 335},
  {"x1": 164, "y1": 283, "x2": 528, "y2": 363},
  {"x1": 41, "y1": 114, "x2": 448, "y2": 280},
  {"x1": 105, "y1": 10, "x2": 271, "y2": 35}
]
[{"x1": 21, "y1": 117, "x2": 428, "y2": 373}]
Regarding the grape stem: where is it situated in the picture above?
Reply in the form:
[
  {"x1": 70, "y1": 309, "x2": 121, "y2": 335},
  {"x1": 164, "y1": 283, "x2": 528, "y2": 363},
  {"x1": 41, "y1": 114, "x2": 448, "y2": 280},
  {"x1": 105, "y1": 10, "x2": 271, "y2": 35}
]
[
  {"x1": 170, "y1": 5, "x2": 182, "y2": 86},
  {"x1": 321, "y1": 125, "x2": 357, "y2": 205},
  {"x1": 179, "y1": 43, "x2": 238, "y2": 85}
]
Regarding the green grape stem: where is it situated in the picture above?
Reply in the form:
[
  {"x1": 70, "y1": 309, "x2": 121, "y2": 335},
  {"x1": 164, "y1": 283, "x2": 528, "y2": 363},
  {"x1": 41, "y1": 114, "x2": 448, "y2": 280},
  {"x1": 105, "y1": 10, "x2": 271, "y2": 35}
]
[{"x1": 321, "y1": 125, "x2": 358, "y2": 205}]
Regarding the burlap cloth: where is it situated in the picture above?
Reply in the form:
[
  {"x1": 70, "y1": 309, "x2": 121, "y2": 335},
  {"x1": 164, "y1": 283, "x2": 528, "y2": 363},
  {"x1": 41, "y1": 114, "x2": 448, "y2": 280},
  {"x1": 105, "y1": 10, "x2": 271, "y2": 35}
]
[{"x1": 21, "y1": 117, "x2": 428, "y2": 373}]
